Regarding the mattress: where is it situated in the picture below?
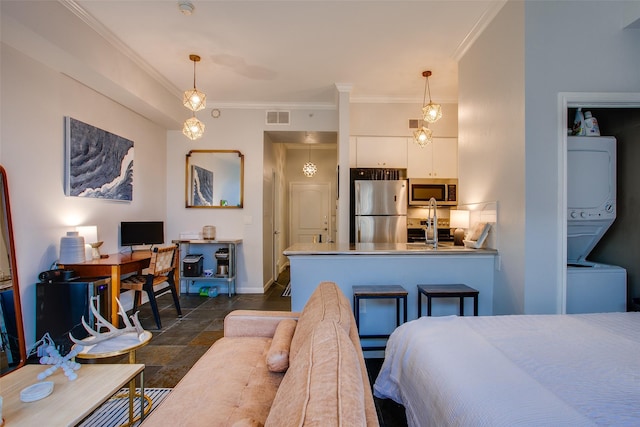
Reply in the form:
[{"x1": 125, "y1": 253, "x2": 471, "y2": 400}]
[{"x1": 373, "y1": 312, "x2": 640, "y2": 426}]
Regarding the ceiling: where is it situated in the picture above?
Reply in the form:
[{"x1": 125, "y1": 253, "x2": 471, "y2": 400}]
[{"x1": 72, "y1": 0, "x2": 504, "y2": 108}]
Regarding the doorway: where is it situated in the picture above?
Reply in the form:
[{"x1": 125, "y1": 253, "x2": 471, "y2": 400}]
[{"x1": 559, "y1": 93, "x2": 640, "y2": 313}]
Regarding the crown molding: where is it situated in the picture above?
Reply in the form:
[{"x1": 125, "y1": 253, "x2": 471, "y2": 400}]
[
  {"x1": 59, "y1": 0, "x2": 181, "y2": 97},
  {"x1": 452, "y1": 0, "x2": 508, "y2": 62},
  {"x1": 207, "y1": 101, "x2": 337, "y2": 110}
]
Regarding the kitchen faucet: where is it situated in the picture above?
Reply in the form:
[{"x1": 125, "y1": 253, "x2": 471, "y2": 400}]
[{"x1": 425, "y1": 197, "x2": 438, "y2": 249}]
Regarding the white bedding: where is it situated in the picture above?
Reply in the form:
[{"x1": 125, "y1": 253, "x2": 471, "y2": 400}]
[{"x1": 373, "y1": 312, "x2": 640, "y2": 426}]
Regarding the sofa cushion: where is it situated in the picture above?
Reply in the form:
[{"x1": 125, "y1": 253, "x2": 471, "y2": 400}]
[
  {"x1": 264, "y1": 320, "x2": 367, "y2": 427},
  {"x1": 140, "y1": 337, "x2": 284, "y2": 426},
  {"x1": 266, "y1": 318, "x2": 297, "y2": 372},
  {"x1": 289, "y1": 281, "x2": 354, "y2": 361}
]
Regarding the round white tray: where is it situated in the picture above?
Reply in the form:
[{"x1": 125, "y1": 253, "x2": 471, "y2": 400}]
[{"x1": 20, "y1": 381, "x2": 54, "y2": 402}]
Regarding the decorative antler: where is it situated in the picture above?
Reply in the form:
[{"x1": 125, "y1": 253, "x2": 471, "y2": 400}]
[{"x1": 70, "y1": 297, "x2": 146, "y2": 347}]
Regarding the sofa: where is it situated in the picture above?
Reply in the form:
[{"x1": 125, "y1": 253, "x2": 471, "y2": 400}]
[{"x1": 141, "y1": 281, "x2": 379, "y2": 426}]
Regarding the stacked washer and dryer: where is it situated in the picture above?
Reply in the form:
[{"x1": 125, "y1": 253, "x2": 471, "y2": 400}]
[{"x1": 566, "y1": 136, "x2": 627, "y2": 313}]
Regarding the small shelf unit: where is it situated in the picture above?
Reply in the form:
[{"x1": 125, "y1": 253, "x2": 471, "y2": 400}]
[{"x1": 172, "y1": 239, "x2": 242, "y2": 297}]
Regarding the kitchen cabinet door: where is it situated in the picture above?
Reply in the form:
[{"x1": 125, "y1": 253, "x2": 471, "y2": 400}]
[
  {"x1": 407, "y1": 137, "x2": 457, "y2": 178},
  {"x1": 355, "y1": 136, "x2": 408, "y2": 168},
  {"x1": 432, "y1": 137, "x2": 457, "y2": 178}
]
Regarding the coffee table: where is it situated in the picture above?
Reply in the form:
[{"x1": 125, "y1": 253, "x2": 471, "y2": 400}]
[
  {"x1": 73, "y1": 330, "x2": 153, "y2": 424},
  {"x1": 0, "y1": 364, "x2": 144, "y2": 426}
]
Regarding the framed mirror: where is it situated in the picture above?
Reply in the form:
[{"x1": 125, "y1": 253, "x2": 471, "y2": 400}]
[
  {"x1": 185, "y1": 150, "x2": 244, "y2": 208},
  {"x1": 0, "y1": 165, "x2": 26, "y2": 376}
]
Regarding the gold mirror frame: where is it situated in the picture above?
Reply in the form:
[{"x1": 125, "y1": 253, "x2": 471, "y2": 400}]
[
  {"x1": 0, "y1": 165, "x2": 26, "y2": 376},
  {"x1": 185, "y1": 150, "x2": 244, "y2": 208}
]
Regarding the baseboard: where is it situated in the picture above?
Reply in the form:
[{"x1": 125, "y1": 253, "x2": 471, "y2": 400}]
[
  {"x1": 278, "y1": 262, "x2": 290, "y2": 275},
  {"x1": 237, "y1": 285, "x2": 267, "y2": 294}
]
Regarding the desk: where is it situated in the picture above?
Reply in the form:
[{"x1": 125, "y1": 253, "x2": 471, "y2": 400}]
[
  {"x1": 59, "y1": 251, "x2": 157, "y2": 325},
  {"x1": 0, "y1": 364, "x2": 144, "y2": 426}
]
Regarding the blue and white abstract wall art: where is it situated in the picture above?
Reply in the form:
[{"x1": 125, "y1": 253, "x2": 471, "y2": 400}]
[
  {"x1": 64, "y1": 117, "x2": 134, "y2": 201},
  {"x1": 191, "y1": 165, "x2": 214, "y2": 206}
]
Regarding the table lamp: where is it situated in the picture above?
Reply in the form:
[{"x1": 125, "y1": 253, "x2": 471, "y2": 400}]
[
  {"x1": 450, "y1": 210, "x2": 470, "y2": 246},
  {"x1": 76, "y1": 225, "x2": 103, "y2": 260}
]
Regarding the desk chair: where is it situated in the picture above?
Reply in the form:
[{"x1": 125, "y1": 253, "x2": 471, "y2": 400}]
[{"x1": 120, "y1": 245, "x2": 182, "y2": 329}]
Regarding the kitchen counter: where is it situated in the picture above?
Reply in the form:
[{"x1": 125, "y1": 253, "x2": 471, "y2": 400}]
[
  {"x1": 284, "y1": 241, "x2": 497, "y2": 256},
  {"x1": 284, "y1": 242, "x2": 497, "y2": 351}
]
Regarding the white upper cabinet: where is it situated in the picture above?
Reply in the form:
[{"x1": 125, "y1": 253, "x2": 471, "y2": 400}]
[
  {"x1": 407, "y1": 137, "x2": 458, "y2": 178},
  {"x1": 355, "y1": 136, "x2": 408, "y2": 168}
]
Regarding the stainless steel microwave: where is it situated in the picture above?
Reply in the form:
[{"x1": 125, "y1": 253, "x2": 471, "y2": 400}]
[{"x1": 408, "y1": 178, "x2": 458, "y2": 206}]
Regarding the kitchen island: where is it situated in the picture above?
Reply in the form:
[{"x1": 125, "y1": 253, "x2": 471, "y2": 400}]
[{"x1": 284, "y1": 242, "x2": 497, "y2": 349}]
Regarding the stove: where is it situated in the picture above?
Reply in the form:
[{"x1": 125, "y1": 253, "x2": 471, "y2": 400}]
[{"x1": 406, "y1": 217, "x2": 452, "y2": 243}]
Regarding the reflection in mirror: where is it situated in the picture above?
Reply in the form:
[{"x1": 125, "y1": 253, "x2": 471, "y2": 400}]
[
  {"x1": 0, "y1": 165, "x2": 26, "y2": 376},
  {"x1": 186, "y1": 150, "x2": 244, "y2": 208}
]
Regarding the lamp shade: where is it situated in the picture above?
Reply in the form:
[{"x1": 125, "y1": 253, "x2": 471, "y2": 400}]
[
  {"x1": 183, "y1": 88, "x2": 206, "y2": 112},
  {"x1": 76, "y1": 225, "x2": 98, "y2": 244},
  {"x1": 183, "y1": 116, "x2": 205, "y2": 140},
  {"x1": 449, "y1": 210, "x2": 470, "y2": 229},
  {"x1": 413, "y1": 126, "x2": 432, "y2": 147},
  {"x1": 450, "y1": 210, "x2": 469, "y2": 246}
]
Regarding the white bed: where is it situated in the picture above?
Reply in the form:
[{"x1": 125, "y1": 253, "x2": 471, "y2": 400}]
[{"x1": 373, "y1": 312, "x2": 640, "y2": 426}]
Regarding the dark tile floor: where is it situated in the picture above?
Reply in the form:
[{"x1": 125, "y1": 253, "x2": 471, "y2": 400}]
[{"x1": 89, "y1": 273, "x2": 406, "y2": 426}]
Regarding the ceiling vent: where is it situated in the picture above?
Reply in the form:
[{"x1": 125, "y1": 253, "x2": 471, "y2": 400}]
[
  {"x1": 408, "y1": 119, "x2": 420, "y2": 129},
  {"x1": 266, "y1": 111, "x2": 290, "y2": 125}
]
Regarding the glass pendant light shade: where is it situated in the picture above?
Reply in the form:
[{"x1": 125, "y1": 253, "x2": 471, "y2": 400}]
[
  {"x1": 183, "y1": 88, "x2": 206, "y2": 112},
  {"x1": 418, "y1": 70, "x2": 442, "y2": 125},
  {"x1": 183, "y1": 116, "x2": 205, "y2": 140},
  {"x1": 183, "y1": 54, "x2": 206, "y2": 112},
  {"x1": 422, "y1": 102, "x2": 442, "y2": 123},
  {"x1": 302, "y1": 147, "x2": 318, "y2": 177},
  {"x1": 302, "y1": 162, "x2": 318, "y2": 177},
  {"x1": 413, "y1": 125, "x2": 433, "y2": 148}
]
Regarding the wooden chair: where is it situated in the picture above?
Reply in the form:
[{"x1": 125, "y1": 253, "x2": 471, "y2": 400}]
[{"x1": 120, "y1": 244, "x2": 182, "y2": 329}]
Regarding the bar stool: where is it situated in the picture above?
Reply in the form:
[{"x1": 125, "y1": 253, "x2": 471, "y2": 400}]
[
  {"x1": 417, "y1": 284, "x2": 479, "y2": 317},
  {"x1": 352, "y1": 285, "x2": 408, "y2": 351}
]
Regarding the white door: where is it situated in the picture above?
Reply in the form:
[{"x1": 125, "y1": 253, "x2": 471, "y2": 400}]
[{"x1": 290, "y1": 182, "x2": 331, "y2": 244}]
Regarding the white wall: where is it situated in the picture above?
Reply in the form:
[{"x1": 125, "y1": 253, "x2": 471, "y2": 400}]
[
  {"x1": 351, "y1": 102, "x2": 458, "y2": 137},
  {"x1": 166, "y1": 109, "x2": 265, "y2": 293},
  {"x1": 459, "y1": 0, "x2": 640, "y2": 314},
  {"x1": 1, "y1": 45, "x2": 168, "y2": 348},
  {"x1": 523, "y1": 1, "x2": 640, "y2": 313},
  {"x1": 262, "y1": 133, "x2": 287, "y2": 289},
  {"x1": 458, "y1": 1, "x2": 526, "y2": 314}
]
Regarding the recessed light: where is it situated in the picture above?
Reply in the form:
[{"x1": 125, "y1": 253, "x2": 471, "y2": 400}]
[{"x1": 211, "y1": 109, "x2": 221, "y2": 119}]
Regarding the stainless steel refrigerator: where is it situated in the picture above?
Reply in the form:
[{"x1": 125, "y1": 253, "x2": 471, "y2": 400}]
[{"x1": 354, "y1": 180, "x2": 407, "y2": 243}]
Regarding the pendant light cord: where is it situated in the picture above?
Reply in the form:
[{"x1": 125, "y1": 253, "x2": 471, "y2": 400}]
[{"x1": 193, "y1": 59, "x2": 197, "y2": 89}]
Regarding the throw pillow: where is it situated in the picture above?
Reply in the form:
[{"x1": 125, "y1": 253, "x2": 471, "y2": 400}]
[{"x1": 266, "y1": 318, "x2": 297, "y2": 372}]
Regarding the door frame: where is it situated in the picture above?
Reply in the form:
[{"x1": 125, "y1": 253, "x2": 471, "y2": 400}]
[{"x1": 557, "y1": 92, "x2": 640, "y2": 313}]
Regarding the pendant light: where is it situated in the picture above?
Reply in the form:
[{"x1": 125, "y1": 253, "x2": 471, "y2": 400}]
[
  {"x1": 413, "y1": 125, "x2": 433, "y2": 148},
  {"x1": 420, "y1": 70, "x2": 442, "y2": 124},
  {"x1": 302, "y1": 147, "x2": 318, "y2": 177},
  {"x1": 183, "y1": 54, "x2": 206, "y2": 112},
  {"x1": 183, "y1": 114, "x2": 205, "y2": 140},
  {"x1": 182, "y1": 54, "x2": 206, "y2": 140}
]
